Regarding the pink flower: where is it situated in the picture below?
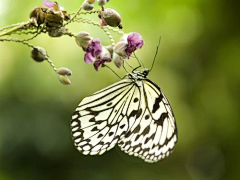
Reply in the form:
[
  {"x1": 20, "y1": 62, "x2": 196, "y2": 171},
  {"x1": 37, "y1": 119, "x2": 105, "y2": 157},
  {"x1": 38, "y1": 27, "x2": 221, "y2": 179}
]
[
  {"x1": 94, "y1": 47, "x2": 111, "y2": 71},
  {"x1": 84, "y1": 39, "x2": 102, "y2": 64},
  {"x1": 83, "y1": 39, "x2": 112, "y2": 71},
  {"x1": 112, "y1": 32, "x2": 144, "y2": 68},
  {"x1": 125, "y1": 32, "x2": 144, "y2": 58},
  {"x1": 42, "y1": 0, "x2": 55, "y2": 8}
]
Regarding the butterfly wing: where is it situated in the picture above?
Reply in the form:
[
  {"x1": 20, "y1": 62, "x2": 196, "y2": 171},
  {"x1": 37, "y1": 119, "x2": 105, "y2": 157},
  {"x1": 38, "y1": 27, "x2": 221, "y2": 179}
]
[
  {"x1": 71, "y1": 78, "x2": 142, "y2": 155},
  {"x1": 118, "y1": 79, "x2": 177, "y2": 163}
]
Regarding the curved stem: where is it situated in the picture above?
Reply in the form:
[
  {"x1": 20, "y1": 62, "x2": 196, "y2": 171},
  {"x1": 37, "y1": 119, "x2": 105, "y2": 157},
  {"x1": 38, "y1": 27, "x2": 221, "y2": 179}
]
[
  {"x1": 65, "y1": 7, "x2": 82, "y2": 26},
  {"x1": 0, "y1": 21, "x2": 30, "y2": 38}
]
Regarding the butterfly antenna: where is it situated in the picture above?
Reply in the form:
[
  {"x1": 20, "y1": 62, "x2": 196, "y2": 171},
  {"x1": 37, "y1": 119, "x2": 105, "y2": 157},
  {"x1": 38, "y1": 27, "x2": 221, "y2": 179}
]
[
  {"x1": 150, "y1": 36, "x2": 161, "y2": 72},
  {"x1": 123, "y1": 62, "x2": 131, "y2": 74},
  {"x1": 125, "y1": 60, "x2": 134, "y2": 70},
  {"x1": 134, "y1": 52, "x2": 145, "y2": 68},
  {"x1": 105, "y1": 65, "x2": 121, "y2": 79}
]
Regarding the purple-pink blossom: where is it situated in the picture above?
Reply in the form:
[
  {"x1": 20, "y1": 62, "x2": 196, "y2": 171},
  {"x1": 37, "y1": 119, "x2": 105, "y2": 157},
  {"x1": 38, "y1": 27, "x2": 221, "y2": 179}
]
[
  {"x1": 42, "y1": 0, "x2": 55, "y2": 8},
  {"x1": 84, "y1": 39, "x2": 102, "y2": 64},
  {"x1": 94, "y1": 58, "x2": 111, "y2": 71},
  {"x1": 83, "y1": 39, "x2": 112, "y2": 71},
  {"x1": 125, "y1": 32, "x2": 144, "y2": 58}
]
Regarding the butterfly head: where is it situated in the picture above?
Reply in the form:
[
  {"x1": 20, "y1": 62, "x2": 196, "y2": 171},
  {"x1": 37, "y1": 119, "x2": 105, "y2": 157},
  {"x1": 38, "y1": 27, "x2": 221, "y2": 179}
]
[
  {"x1": 140, "y1": 68, "x2": 150, "y2": 78},
  {"x1": 129, "y1": 68, "x2": 150, "y2": 81}
]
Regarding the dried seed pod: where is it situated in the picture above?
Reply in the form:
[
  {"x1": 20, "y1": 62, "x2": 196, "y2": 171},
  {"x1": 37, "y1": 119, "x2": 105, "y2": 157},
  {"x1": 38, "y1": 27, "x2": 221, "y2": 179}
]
[
  {"x1": 29, "y1": 7, "x2": 48, "y2": 26},
  {"x1": 82, "y1": 1, "x2": 94, "y2": 11},
  {"x1": 48, "y1": 27, "x2": 68, "y2": 37},
  {"x1": 58, "y1": 75, "x2": 71, "y2": 85},
  {"x1": 101, "y1": 8, "x2": 122, "y2": 28},
  {"x1": 57, "y1": 67, "x2": 72, "y2": 76},
  {"x1": 31, "y1": 47, "x2": 48, "y2": 62}
]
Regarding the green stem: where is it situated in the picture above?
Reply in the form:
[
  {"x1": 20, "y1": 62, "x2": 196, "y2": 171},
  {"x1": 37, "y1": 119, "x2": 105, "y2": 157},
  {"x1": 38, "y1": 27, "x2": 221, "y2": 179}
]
[
  {"x1": 0, "y1": 21, "x2": 30, "y2": 38},
  {"x1": 65, "y1": 7, "x2": 83, "y2": 26}
]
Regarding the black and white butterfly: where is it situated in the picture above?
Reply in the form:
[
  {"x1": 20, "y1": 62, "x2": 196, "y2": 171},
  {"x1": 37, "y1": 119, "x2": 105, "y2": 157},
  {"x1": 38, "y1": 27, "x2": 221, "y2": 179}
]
[{"x1": 71, "y1": 66, "x2": 177, "y2": 163}]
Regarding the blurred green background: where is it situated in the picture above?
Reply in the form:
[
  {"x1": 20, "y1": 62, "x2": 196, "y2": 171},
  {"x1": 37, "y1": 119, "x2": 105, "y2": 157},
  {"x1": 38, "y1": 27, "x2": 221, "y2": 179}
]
[{"x1": 0, "y1": 0, "x2": 239, "y2": 179}]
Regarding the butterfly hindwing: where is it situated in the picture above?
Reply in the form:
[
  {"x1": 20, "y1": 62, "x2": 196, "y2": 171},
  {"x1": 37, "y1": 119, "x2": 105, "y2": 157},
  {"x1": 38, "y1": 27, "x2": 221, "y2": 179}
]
[{"x1": 118, "y1": 79, "x2": 177, "y2": 163}]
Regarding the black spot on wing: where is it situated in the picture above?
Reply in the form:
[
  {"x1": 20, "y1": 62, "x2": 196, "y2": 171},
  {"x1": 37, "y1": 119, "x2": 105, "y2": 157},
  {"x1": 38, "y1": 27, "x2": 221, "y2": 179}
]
[
  {"x1": 155, "y1": 112, "x2": 169, "y2": 126},
  {"x1": 89, "y1": 118, "x2": 95, "y2": 122},
  {"x1": 107, "y1": 102, "x2": 112, "y2": 106},
  {"x1": 133, "y1": 98, "x2": 139, "y2": 103},
  {"x1": 142, "y1": 126, "x2": 150, "y2": 135},
  {"x1": 97, "y1": 134, "x2": 103, "y2": 138},
  {"x1": 128, "y1": 108, "x2": 142, "y2": 118},
  {"x1": 145, "y1": 115, "x2": 150, "y2": 120},
  {"x1": 91, "y1": 126, "x2": 99, "y2": 131},
  {"x1": 136, "y1": 108, "x2": 142, "y2": 118},
  {"x1": 152, "y1": 94, "x2": 163, "y2": 114},
  {"x1": 120, "y1": 124, "x2": 126, "y2": 129},
  {"x1": 125, "y1": 125, "x2": 141, "y2": 139},
  {"x1": 109, "y1": 132, "x2": 114, "y2": 136}
]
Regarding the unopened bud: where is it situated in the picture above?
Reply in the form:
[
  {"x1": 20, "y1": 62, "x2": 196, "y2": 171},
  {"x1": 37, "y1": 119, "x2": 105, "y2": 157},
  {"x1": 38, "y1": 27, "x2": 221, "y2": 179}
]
[
  {"x1": 57, "y1": 67, "x2": 72, "y2": 76},
  {"x1": 101, "y1": 8, "x2": 121, "y2": 28},
  {"x1": 31, "y1": 47, "x2": 48, "y2": 62},
  {"x1": 99, "y1": 47, "x2": 111, "y2": 61},
  {"x1": 98, "y1": 0, "x2": 107, "y2": 6},
  {"x1": 82, "y1": 1, "x2": 94, "y2": 11},
  {"x1": 113, "y1": 53, "x2": 123, "y2": 68},
  {"x1": 58, "y1": 75, "x2": 71, "y2": 85},
  {"x1": 105, "y1": 45, "x2": 113, "y2": 54},
  {"x1": 100, "y1": 19, "x2": 108, "y2": 27},
  {"x1": 114, "y1": 41, "x2": 127, "y2": 56},
  {"x1": 75, "y1": 31, "x2": 92, "y2": 49},
  {"x1": 87, "y1": 0, "x2": 96, "y2": 4}
]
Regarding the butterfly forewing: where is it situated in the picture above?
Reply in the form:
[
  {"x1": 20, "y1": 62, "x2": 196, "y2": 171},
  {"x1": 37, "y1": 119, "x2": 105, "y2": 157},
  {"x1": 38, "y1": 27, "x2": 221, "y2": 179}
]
[
  {"x1": 71, "y1": 79, "x2": 142, "y2": 155},
  {"x1": 71, "y1": 75, "x2": 177, "y2": 162}
]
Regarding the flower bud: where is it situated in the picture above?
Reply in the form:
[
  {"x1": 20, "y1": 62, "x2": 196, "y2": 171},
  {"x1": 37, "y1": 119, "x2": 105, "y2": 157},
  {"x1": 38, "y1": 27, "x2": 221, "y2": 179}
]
[
  {"x1": 75, "y1": 31, "x2": 92, "y2": 49},
  {"x1": 48, "y1": 27, "x2": 68, "y2": 37},
  {"x1": 98, "y1": 0, "x2": 107, "y2": 6},
  {"x1": 101, "y1": 8, "x2": 121, "y2": 28},
  {"x1": 104, "y1": 45, "x2": 113, "y2": 54},
  {"x1": 87, "y1": 0, "x2": 96, "y2": 4},
  {"x1": 99, "y1": 19, "x2": 108, "y2": 27},
  {"x1": 113, "y1": 52, "x2": 123, "y2": 68},
  {"x1": 113, "y1": 41, "x2": 127, "y2": 56},
  {"x1": 57, "y1": 67, "x2": 72, "y2": 76},
  {"x1": 99, "y1": 47, "x2": 111, "y2": 61},
  {"x1": 31, "y1": 47, "x2": 48, "y2": 62},
  {"x1": 82, "y1": 1, "x2": 94, "y2": 11},
  {"x1": 58, "y1": 75, "x2": 71, "y2": 85}
]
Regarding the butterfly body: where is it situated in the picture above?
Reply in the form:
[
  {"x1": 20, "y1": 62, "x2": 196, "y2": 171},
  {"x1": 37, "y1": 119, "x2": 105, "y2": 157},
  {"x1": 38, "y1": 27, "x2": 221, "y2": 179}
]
[{"x1": 71, "y1": 68, "x2": 177, "y2": 163}]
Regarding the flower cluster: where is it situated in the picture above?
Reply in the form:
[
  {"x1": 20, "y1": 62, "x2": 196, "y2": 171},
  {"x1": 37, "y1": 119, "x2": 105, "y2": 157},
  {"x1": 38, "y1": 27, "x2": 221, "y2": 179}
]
[
  {"x1": 76, "y1": 32, "x2": 144, "y2": 71},
  {"x1": 1, "y1": 0, "x2": 145, "y2": 85}
]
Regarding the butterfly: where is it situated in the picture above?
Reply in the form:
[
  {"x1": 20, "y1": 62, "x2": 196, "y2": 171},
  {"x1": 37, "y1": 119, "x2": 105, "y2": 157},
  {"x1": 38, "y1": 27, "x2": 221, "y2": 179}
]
[{"x1": 71, "y1": 67, "x2": 177, "y2": 163}]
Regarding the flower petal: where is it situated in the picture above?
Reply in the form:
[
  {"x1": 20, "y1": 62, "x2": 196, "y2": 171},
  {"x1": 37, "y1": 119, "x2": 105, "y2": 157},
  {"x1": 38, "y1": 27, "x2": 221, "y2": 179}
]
[
  {"x1": 86, "y1": 39, "x2": 102, "y2": 57},
  {"x1": 125, "y1": 32, "x2": 144, "y2": 58},
  {"x1": 42, "y1": 0, "x2": 55, "y2": 8},
  {"x1": 113, "y1": 53, "x2": 124, "y2": 68},
  {"x1": 84, "y1": 52, "x2": 95, "y2": 64},
  {"x1": 127, "y1": 32, "x2": 144, "y2": 49}
]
